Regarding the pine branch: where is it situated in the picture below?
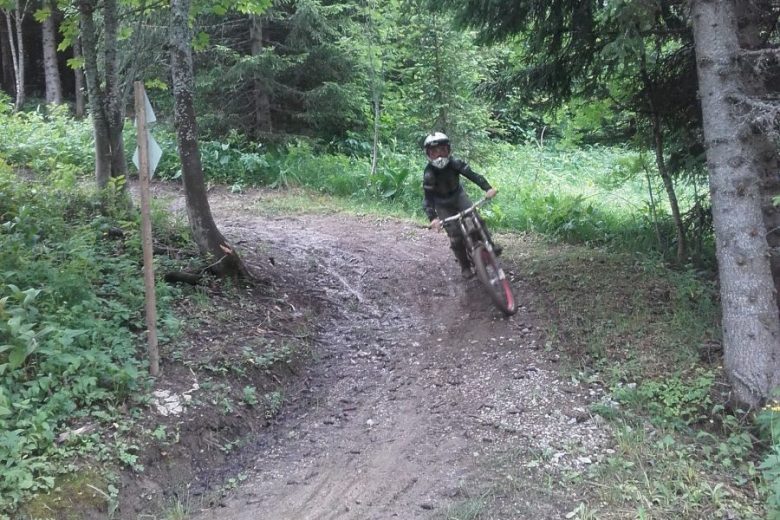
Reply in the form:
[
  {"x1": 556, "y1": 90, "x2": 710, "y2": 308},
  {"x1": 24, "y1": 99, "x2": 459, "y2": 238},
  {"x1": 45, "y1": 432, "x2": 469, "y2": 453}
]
[
  {"x1": 729, "y1": 93, "x2": 780, "y2": 134},
  {"x1": 731, "y1": 93, "x2": 780, "y2": 115},
  {"x1": 740, "y1": 47, "x2": 780, "y2": 58}
]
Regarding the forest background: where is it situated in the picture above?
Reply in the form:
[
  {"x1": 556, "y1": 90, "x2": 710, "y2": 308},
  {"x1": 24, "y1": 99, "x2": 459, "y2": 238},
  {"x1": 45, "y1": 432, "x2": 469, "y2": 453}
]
[{"x1": 1, "y1": 0, "x2": 780, "y2": 518}]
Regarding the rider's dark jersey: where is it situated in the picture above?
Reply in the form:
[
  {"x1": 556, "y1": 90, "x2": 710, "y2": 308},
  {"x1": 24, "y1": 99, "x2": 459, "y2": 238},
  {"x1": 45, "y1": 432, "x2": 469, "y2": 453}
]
[{"x1": 422, "y1": 158, "x2": 492, "y2": 221}]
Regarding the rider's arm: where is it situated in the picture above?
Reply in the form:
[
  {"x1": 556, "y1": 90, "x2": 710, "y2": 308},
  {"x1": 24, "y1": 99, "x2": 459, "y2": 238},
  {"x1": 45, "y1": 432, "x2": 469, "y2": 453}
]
[
  {"x1": 422, "y1": 168, "x2": 438, "y2": 221},
  {"x1": 451, "y1": 159, "x2": 492, "y2": 192}
]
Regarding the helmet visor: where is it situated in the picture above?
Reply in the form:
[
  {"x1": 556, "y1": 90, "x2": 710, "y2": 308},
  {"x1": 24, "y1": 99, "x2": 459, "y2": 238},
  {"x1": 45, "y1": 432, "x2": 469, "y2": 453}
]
[{"x1": 426, "y1": 144, "x2": 450, "y2": 160}]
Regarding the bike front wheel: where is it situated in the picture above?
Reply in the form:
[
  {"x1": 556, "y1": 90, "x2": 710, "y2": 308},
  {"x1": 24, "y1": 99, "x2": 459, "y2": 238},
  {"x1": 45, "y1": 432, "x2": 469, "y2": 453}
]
[{"x1": 472, "y1": 244, "x2": 517, "y2": 316}]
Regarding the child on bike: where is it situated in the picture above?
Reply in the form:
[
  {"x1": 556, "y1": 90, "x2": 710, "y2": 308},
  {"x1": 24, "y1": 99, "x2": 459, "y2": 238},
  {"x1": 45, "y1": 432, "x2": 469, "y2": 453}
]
[{"x1": 422, "y1": 132, "x2": 502, "y2": 279}]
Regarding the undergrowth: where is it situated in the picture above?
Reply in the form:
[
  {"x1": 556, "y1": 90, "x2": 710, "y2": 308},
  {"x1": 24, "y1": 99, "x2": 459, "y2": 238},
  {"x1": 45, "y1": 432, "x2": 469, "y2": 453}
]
[
  {"x1": 0, "y1": 93, "x2": 708, "y2": 263},
  {"x1": 0, "y1": 159, "x2": 181, "y2": 514},
  {"x1": 519, "y1": 239, "x2": 768, "y2": 519}
]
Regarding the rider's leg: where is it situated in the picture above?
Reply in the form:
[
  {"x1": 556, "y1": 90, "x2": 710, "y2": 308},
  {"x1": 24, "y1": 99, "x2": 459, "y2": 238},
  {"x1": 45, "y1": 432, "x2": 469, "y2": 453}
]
[
  {"x1": 450, "y1": 235, "x2": 474, "y2": 279},
  {"x1": 435, "y1": 191, "x2": 475, "y2": 278},
  {"x1": 476, "y1": 214, "x2": 503, "y2": 257}
]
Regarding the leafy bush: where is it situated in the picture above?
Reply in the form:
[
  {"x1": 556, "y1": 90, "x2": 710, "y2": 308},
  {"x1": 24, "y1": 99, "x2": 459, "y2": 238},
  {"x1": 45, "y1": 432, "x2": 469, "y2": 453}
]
[
  {"x1": 0, "y1": 104, "x2": 95, "y2": 183},
  {"x1": 615, "y1": 369, "x2": 715, "y2": 426},
  {"x1": 758, "y1": 405, "x2": 780, "y2": 518},
  {"x1": 0, "y1": 163, "x2": 177, "y2": 512}
]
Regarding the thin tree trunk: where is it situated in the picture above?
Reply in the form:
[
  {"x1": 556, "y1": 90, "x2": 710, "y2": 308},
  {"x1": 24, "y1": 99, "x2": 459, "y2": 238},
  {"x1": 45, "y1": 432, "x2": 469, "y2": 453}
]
[
  {"x1": 41, "y1": 2, "x2": 62, "y2": 104},
  {"x1": 103, "y1": 0, "x2": 126, "y2": 180},
  {"x1": 758, "y1": 142, "x2": 780, "y2": 307},
  {"x1": 640, "y1": 45, "x2": 687, "y2": 263},
  {"x1": 4, "y1": 4, "x2": 25, "y2": 111},
  {"x1": 651, "y1": 111, "x2": 687, "y2": 263},
  {"x1": 365, "y1": 0, "x2": 381, "y2": 177},
  {"x1": 691, "y1": 0, "x2": 780, "y2": 408},
  {"x1": 430, "y1": 13, "x2": 447, "y2": 133},
  {"x1": 79, "y1": 0, "x2": 112, "y2": 187},
  {"x1": 643, "y1": 161, "x2": 664, "y2": 251},
  {"x1": 12, "y1": 1, "x2": 24, "y2": 111},
  {"x1": 73, "y1": 38, "x2": 85, "y2": 118},
  {"x1": 0, "y1": 13, "x2": 14, "y2": 94},
  {"x1": 250, "y1": 15, "x2": 272, "y2": 135},
  {"x1": 170, "y1": 0, "x2": 247, "y2": 278},
  {"x1": 371, "y1": 99, "x2": 381, "y2": 179}
]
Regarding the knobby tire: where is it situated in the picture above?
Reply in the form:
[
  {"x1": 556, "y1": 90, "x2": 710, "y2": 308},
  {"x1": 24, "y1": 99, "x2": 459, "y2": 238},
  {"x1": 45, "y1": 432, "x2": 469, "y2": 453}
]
[{"x1": 472, "y1": 244, "x2": 517, "y2": 316}]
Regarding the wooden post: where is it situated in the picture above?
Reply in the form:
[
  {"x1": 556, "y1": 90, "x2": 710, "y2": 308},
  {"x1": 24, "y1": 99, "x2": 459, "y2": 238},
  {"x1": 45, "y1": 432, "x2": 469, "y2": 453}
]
[{"x1": 134, "y1": 81, "x2": 160, "y2": 377}]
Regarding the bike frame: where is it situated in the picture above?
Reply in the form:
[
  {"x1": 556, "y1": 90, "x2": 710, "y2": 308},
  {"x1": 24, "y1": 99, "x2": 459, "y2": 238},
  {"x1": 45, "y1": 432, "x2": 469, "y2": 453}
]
[
  {"x1": 440, "y1": 197, "x2": 517, "y2": 316},
  {"x1": 440, "y1": 197, "x2": 494, "y2": 261}
]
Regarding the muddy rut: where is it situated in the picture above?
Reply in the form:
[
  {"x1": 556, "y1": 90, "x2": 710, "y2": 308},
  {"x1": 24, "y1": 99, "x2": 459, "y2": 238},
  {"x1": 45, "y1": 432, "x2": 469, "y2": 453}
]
[{"x1": 181, "y1": 189, "x2": 611, "y2": 520}]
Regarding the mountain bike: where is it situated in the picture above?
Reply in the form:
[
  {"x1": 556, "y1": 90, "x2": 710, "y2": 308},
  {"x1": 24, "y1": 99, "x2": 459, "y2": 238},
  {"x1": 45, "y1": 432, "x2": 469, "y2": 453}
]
[{"x1": 441, "y1": 198, "x2": 517, "y2": 316}]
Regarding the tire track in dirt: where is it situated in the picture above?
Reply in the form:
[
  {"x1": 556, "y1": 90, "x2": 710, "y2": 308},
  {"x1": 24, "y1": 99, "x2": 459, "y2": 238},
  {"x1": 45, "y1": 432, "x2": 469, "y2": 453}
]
[{"x1": 184, "y1": 188, "x2": 613, "y2": 520}]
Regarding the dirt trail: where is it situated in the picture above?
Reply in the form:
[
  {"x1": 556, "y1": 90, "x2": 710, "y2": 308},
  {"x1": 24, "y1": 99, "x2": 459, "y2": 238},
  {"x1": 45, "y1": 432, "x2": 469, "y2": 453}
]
[{"x1": 182, "y1": 188, "x2": 612, "y2": 519}]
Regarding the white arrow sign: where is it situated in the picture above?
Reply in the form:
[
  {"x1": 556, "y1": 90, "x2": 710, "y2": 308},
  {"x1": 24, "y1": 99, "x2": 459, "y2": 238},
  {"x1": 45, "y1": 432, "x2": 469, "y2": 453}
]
[
  {"x1": 133, "y1": 133, "x2": 162, "y2": 178},
  {"x1": 133, "y1": 89, "x2": 161, "y2": 177}
]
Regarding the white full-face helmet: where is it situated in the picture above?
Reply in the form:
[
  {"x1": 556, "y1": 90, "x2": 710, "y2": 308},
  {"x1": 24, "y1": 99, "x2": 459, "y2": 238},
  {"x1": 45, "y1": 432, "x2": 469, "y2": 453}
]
[{"x1": 423, "y1": 132, "x2": 451, "y2": 169}]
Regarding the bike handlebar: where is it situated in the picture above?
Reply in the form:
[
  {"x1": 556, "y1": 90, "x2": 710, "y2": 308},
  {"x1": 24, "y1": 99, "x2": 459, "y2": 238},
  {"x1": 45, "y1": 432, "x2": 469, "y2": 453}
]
[{"x1": 440, "y1": 197, "x2": 490, "y2": 225}]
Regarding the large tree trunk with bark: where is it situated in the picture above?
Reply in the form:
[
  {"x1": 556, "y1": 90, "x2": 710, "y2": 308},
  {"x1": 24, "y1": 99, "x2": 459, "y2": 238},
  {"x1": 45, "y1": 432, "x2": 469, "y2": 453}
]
[
  {"x1": 691, "y1": 0, "x2": 780, "y2": 408},
  {"x1": 734, "y1": 0, "x2": 780, "y2": 308},
  {"x1": 79, "y1": 0, "x2": 127, "y2": 188},
  {"x1": 41, "y1": 2, "x2": 62, "y2": 105},
  {"x1": 170, "y1": 0, "x2": 248, "y2": 278}
]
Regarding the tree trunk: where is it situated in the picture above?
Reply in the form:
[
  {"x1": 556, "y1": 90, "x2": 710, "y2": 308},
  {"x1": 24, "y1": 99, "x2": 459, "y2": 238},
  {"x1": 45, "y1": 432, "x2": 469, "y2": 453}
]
[
  {"x1": 758, "y1": 143, "x2": 780, "y2": 308},
  {"x1": 430, "y1": 13, "x2": 448, "y2": 133},
  {"x1": 41, "y1": 2, "x2": 63, "y2": 105},
  {"x1": 651, "y1": 111, "x2": 687, "y2": 263},
  {"x1": 640, "y1": 44, "x2": 687, "y2": 263},
  {"x1": 79, "y1": 0, "x2": 127, "y2": 188},
  {"x1": 170, "y1": 0, "x2": 248, "y2": 278},
  {"x1": 365, "y1": 0, "x2": 382, "y2": 177},
  {"x1": 0, "y1": 13, "x2": 14, "y2": 94},
  {"x1": 12, "y1": 1, "x2": 24, "y2": 111},
  {"x1": 250, "y1": 15, "x2": 272, "y2": 135},
  {"x1": 73, "y1": 38, "x2": 85, "y2": 118},
  {"x1": 4, "y1": 3, "x2": 25, "y2": 111},
  {"x1": 734, "y1": 0, "x2": 780, "y2": 310},
  {"x1": 79, "y1": 0, "x2": 112, "y2": 187},
  {"x1": 691, "y1": 0, "x2": 780, "y2": 408},
  {"x1": 103, "y1": 0, "x2": 126, "y2": 180}
]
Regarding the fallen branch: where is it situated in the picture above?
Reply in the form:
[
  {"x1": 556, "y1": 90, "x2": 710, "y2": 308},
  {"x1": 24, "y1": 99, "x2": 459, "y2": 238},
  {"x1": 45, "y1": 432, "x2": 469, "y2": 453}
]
[{"x1": 164, "y1": 271, "x2": 203, "y2": 285}]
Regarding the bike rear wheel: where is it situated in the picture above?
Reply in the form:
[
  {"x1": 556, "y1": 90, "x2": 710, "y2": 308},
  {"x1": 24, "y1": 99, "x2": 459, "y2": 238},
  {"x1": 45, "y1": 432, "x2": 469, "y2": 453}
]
[{"x1": 472, "y1": 244, "x2": 517, "y2": 316}]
